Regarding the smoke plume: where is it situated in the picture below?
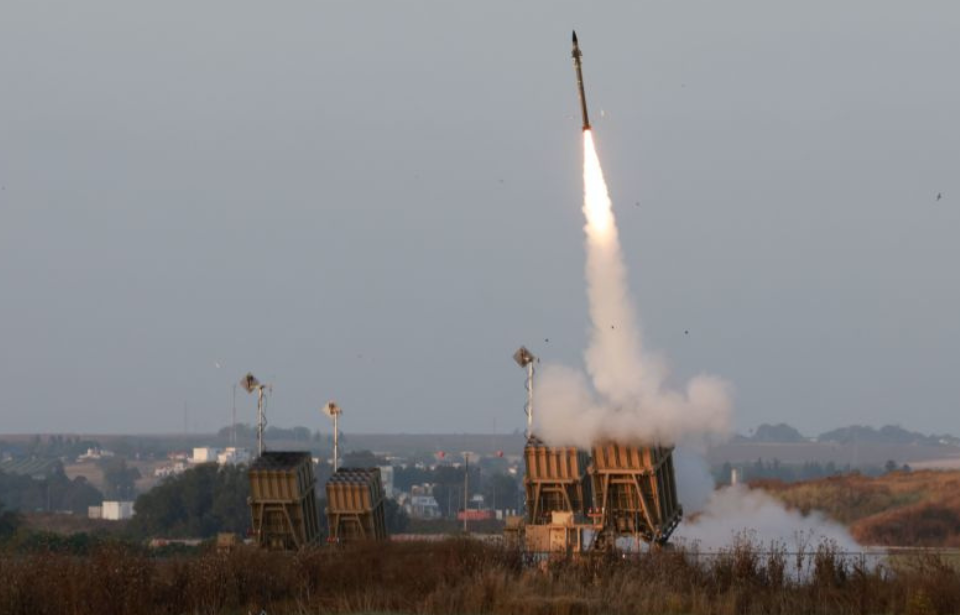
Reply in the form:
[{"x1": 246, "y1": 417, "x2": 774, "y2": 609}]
[
  {"x1": 535, "y1": 130, "x2": 731, "y2": 447},
  {"x1": 534, "y1": 130, "x2": 859, "y2": 550}
]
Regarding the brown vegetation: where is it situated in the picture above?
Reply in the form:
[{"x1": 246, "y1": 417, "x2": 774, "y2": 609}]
[
  {"x1": 21, "y1": 512, "x2": 127, "y2": 536},
  {"x1": 755, "y1": 470, "x2": 960, "y2": 546},
  {"x1": 2, "y1": 539, "x2": 960, "y2": 615}
]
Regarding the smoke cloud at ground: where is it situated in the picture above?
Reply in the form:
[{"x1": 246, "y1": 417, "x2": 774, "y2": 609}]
[
  {"x1": 671, "y1": 447, "x2": 861, "y2": 550},
  {"x1": 675, "y1": 485, "x2": 861, "y2": 552}
]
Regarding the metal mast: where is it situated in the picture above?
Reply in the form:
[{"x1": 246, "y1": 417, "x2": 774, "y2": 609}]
[
  {"x1": 241, "y1": 373, "x2": 269, "y2": 457},
  {"x1": 513, "y1": 346, "x2": 537, "y2": 437},
  {"x1": 323, "y1": 402, "x2": 343, "y2": 472}
]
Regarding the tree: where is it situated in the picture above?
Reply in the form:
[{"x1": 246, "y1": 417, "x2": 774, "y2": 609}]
[
  {"x1": 480, "y1": 472, "x2": 520, "y2": 512},
  {"x1": 342, "y1": 450, "x2": 387, "y2": 468},
  {"x1": 393, "y1": 465, "x2": 432, "y2": 492},
  {"x1": 100, "y1": 458, "x2": 141, "y2": 500},
  {"x1": 431, "y1": 465, "x2": 479, "y2": 518},
  {"x1": 218, "y1": 423, "x2": 255, "y2": 441},
  {"x1": 0, "y1": 499, "x2": 22, "y2": 541},
  {"x1": 58, "y1": 476, "x2": 102, "y2": 513},
  {"x1": 0, "y1": 467, "x2": 103, "y2": 514},
  {"x1": 384, "y1": 498, "x2": 409, "y2": 533},
  {"x1": 129, "y1": 464, "x2": 249, "y2": 539},
  {"x1": 752, "y1": 423, "x2": 806, "y2": 443}
]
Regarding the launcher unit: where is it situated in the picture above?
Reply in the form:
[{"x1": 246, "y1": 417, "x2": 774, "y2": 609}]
[
  {"x1": 590, "y1": 442, "x2": 682, "y2": 548},
  {"x1": 325, "y1": 467, "x2": 387, "y2": 542},
  {"x1": 523, "y1": 436, "x2": 592, "y2": 525},
  {"x1": 248, "y1": 451, "x2": 322, "y2": 550},
  {"x1": 512, "y1": 437, "x2": 682, "y2": 553}
]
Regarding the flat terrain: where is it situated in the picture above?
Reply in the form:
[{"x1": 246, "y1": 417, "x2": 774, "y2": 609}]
[{"x1": 21, "y1": 511, "x2": 127, "y2": 535}]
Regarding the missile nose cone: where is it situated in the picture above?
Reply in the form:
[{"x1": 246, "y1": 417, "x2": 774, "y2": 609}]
[{"x1": 572, "y1": 30, "x2": 578, "y2": 44}]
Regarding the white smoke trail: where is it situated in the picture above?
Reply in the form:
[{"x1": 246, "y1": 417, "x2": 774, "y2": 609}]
[
  {"x1": 534, "y1": 130, "x2": 860, "y2": 551},
  {"x1": 535, "y1": 130, "x2": 731, "y2": 447}
]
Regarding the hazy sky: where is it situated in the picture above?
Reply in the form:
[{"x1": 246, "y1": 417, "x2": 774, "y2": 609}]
[{"x1": 2, "y1": 2, "x2": 958, "y2": 436}]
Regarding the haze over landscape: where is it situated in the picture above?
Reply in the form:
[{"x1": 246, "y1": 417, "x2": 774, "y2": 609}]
[
  {"x1": 2, "y1": 2, "x2": 959, "y2": 438},
  {"x1": 6, "y1": 6, "x2": 960, "y2": 615}
]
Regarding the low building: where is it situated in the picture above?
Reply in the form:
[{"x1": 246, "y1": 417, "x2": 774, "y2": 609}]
[
  {"x1": 191, "y1": 447, "x2": 220, "y2": 463},
  {"x1": 405, "y1": 494, "x2": 442, "y2": 519},
  {"x1": 101, "y1": 501, "x2": 134, "y2": 521},
  {"x1": 377, "y1": 465, "x2": 395, "y2": 497},
  {"x1": 217, "y1": 447, "x2": 251, "y2": 466},
  {"x1": 154, "y1": 461, "x2": 187, "y2": 478},
  {"x1": 77, "y1": 447, "x2": 115, "y2": 461}
]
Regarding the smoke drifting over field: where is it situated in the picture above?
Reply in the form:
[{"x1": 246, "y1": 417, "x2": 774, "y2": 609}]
[
  {"x1": 674, "y1": 484, "x2": 861, "y2": 551},
  {"x1": 671, "y1": 447, "x2": 860, "y2": 550},
  {"x1": 535, "y1": 130, "x2": 731, "y2": 448}
]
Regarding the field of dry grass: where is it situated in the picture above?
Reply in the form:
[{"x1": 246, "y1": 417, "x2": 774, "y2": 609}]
[
  {"x1": 2, "y1": 538, "x2": 960, "y2": 615},
  {"x1": 20, "y1": 512, "x2": 127, "y2": 536},
  {"x1": 755, "y1": 470, "x2": 960, "y2": 547}
]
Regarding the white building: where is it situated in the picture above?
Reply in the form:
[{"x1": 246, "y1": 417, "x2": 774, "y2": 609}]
[
  {"x1": 405, "y1": 495, "x2": 442, "y2": 519},
  {"x1": 191, "y1": 447, "x2": 220, "y2": 463},
  {"x1": 377, "y1": 465, "x2": 395, "y2": 497},
  {"x1": 154, "y1": 461, "x2": 187, "y2": 478},
  {"x1": 78, "y1": 447, "x2": 115, "y2": 461},
  {"x1": 101, "y1": 501, "x2": 134, "y2": 521},
  {"x1": 217, "y1": 447, "x2": 251, "y2": 466}
]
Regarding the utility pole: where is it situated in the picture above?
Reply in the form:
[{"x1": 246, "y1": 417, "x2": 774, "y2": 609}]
[
  {"x1": 463, "y1": 453, "x2": 469, "y2": 533},
  {"x1": 333, "y1": 408, "x2": 340, "y2": 472},
  {"x1": 231, "y1": 384, "x2": 237, "y2": 447},
  {"x1": 256, "y1": 386, "x2": 266, "y2": 456}
]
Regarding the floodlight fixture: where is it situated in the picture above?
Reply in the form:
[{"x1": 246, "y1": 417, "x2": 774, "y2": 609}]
[
  {"x1": 241, "y1": 372, "x2": 261, "y2": 393},
  {"x1": 513, "y1": 346, "x2": 535, "y2": 368}
]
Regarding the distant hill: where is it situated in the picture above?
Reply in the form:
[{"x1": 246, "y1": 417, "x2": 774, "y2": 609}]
[
  {"x1": 730, "y1": 423, "x2": 959, "y2": 446},
  {"x1": 816, "y1": 424, "x2": 958, "y2": 446},
  {"x1": 750, "y1": 423, "x2": 806, "y2": 443}
]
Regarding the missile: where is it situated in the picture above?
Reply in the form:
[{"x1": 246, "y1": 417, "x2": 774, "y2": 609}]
[{"x1": 571, "y1": 30, "x2": 591, "y2": 131}]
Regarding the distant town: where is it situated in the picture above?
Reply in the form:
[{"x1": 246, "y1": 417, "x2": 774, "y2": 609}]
[{"x1": 1, "y1": 421, "x2": 958, "y2": 545}]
